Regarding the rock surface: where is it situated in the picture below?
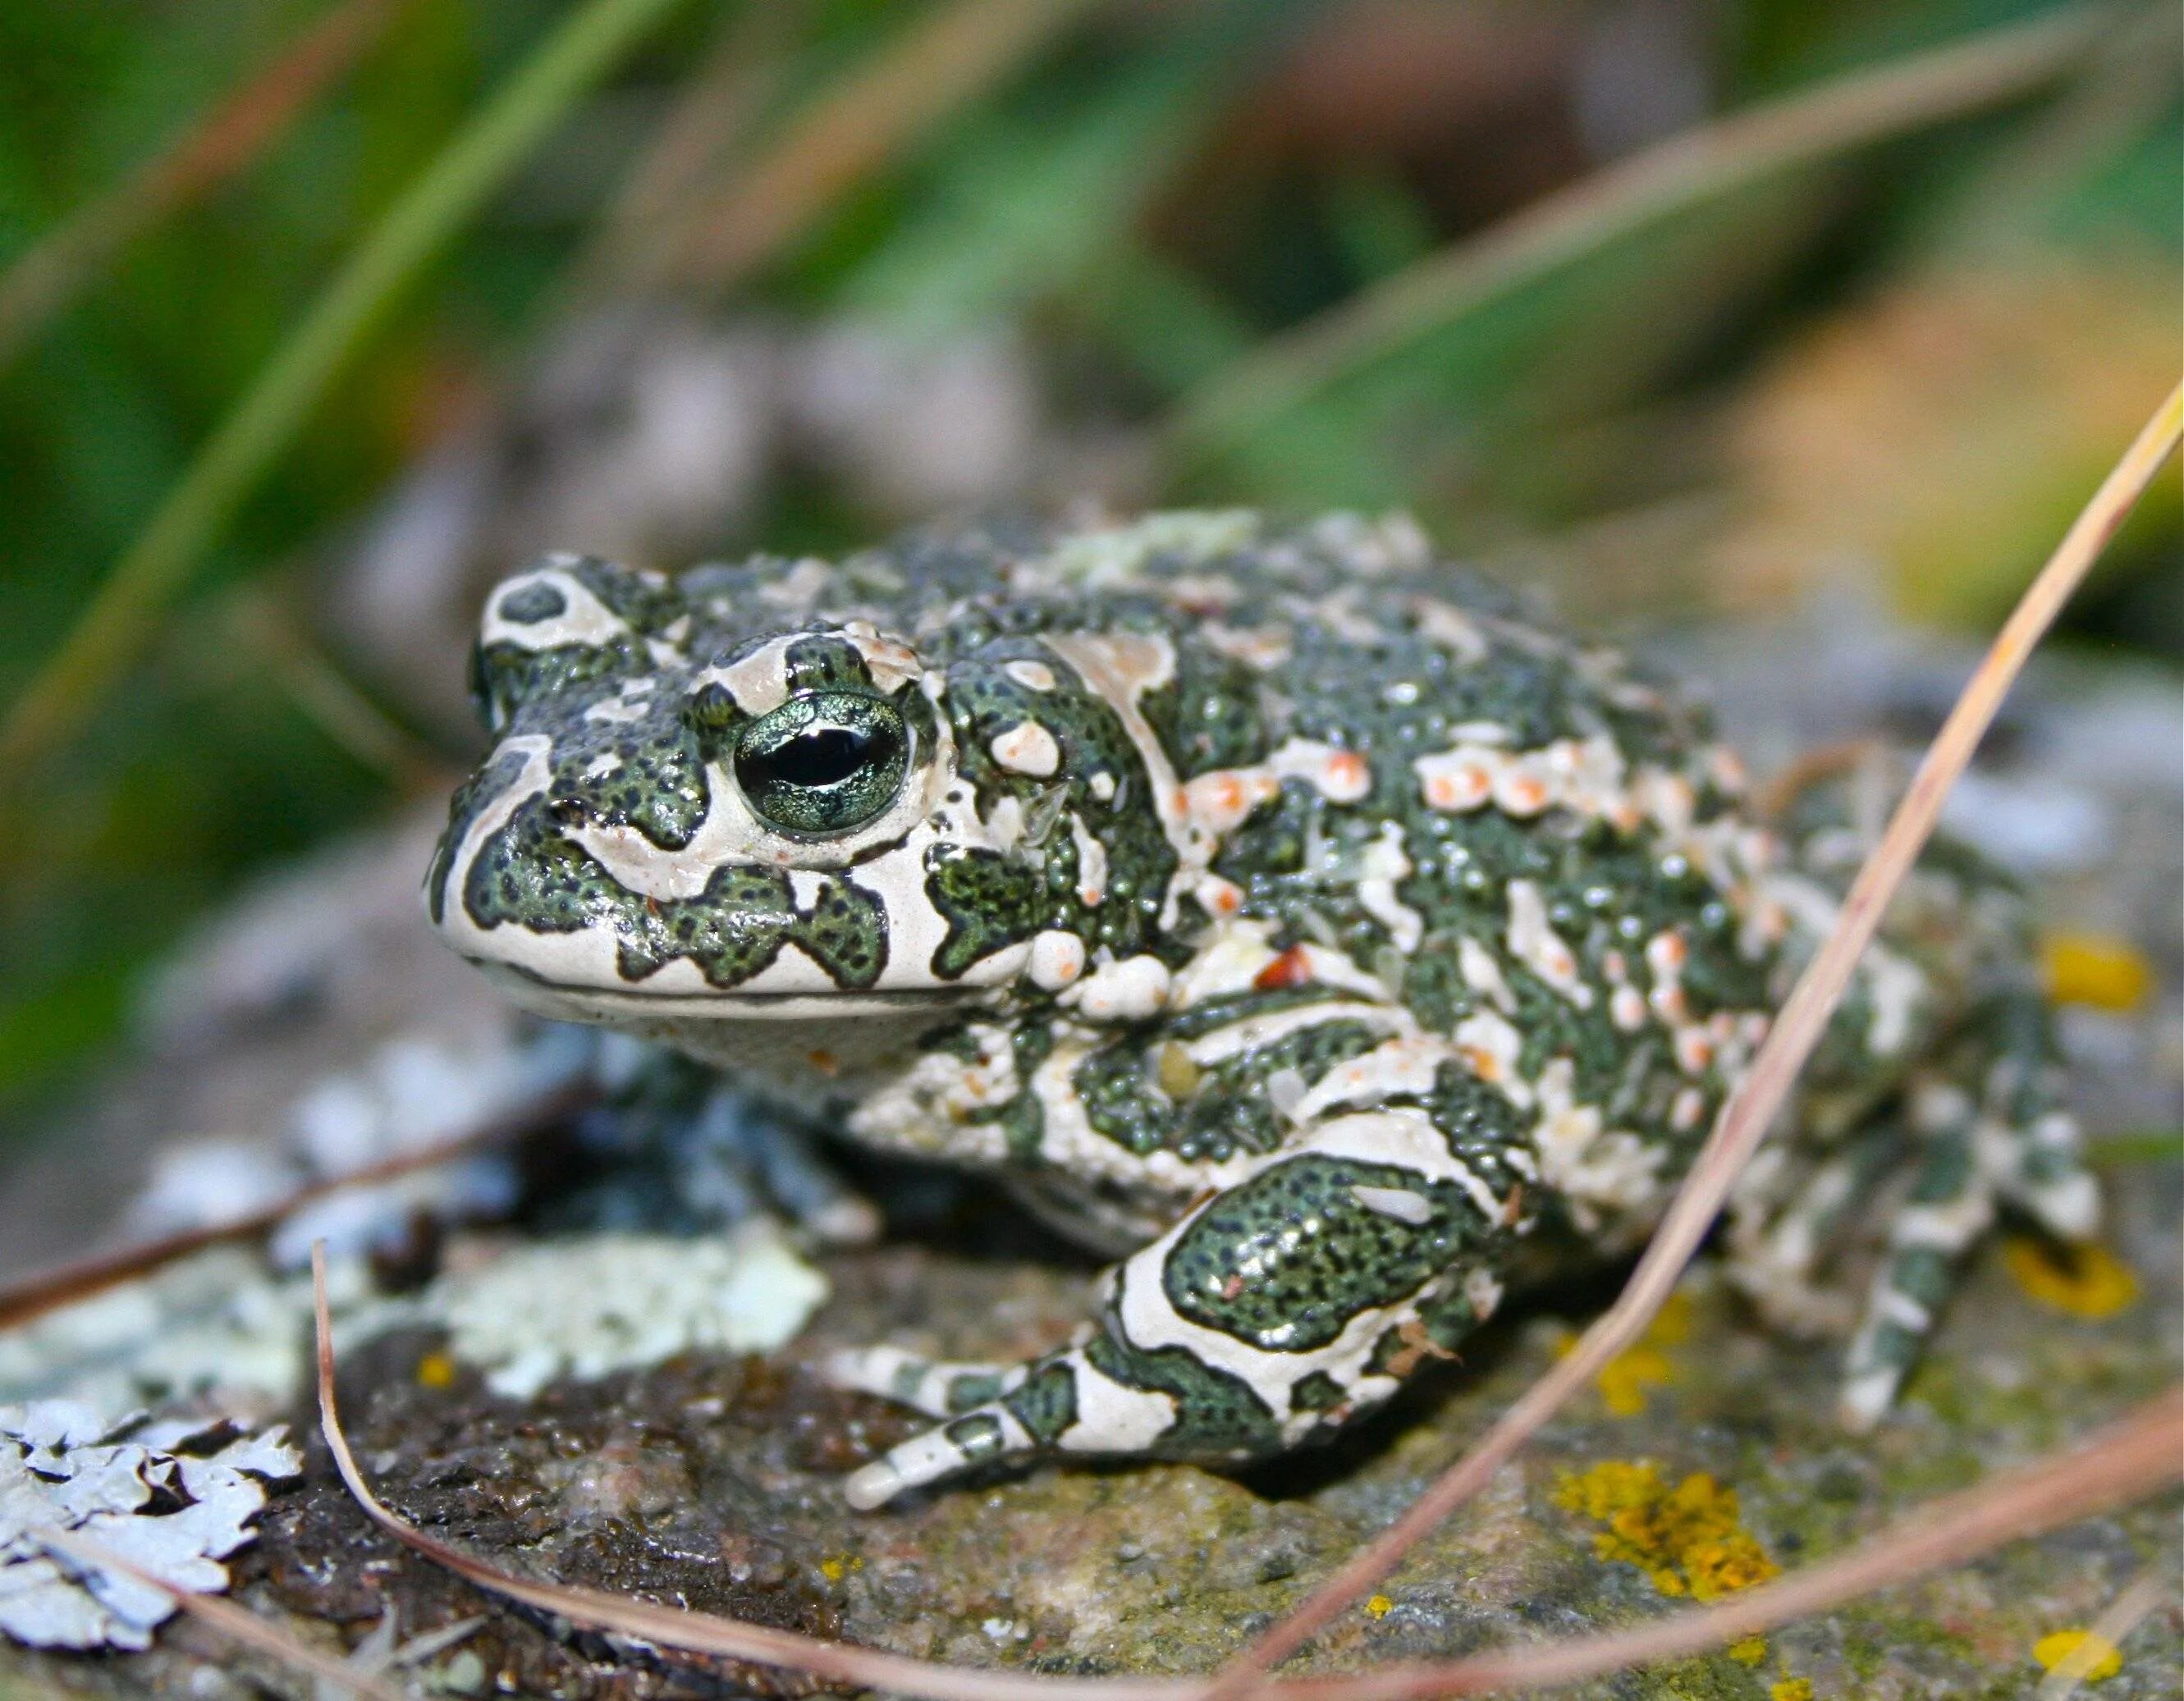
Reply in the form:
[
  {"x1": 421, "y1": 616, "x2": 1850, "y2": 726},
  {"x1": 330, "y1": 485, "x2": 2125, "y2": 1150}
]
[{"x1": 1, "y1": 624, "x2": 2177, "y2": 1700}]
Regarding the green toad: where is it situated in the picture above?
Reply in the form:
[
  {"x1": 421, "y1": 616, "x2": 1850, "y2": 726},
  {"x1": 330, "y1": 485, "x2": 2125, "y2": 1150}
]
[{"x1": 428, "y1": 511, "x2": 2097, "y2": 1507}]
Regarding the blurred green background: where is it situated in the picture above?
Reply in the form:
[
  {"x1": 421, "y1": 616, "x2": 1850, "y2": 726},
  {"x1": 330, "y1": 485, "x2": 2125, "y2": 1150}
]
[{"x1": 0, "y1": 0, "x2": 2176, "y2": 1136}]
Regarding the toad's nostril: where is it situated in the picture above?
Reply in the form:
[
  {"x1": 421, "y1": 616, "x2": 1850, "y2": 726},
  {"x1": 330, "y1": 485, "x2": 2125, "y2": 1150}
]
[{"x1": 548, "y1": 796, "x2": 588, "y2": 825}]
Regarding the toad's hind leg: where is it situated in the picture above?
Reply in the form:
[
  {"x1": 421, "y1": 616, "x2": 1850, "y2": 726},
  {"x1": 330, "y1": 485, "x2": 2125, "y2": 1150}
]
[
  {"x1": 835, "y1": 1106, "x2": 1520, "y2": 1508},
  {"x1": 1837, "y1": 989, "x2": 2096, "y2": 1428}
]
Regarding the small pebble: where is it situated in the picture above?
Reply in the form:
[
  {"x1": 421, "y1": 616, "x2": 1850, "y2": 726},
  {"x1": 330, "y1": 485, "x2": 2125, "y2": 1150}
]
[{"x1": 432, "y1": 1648, "x2": 488, "y2": 1694}]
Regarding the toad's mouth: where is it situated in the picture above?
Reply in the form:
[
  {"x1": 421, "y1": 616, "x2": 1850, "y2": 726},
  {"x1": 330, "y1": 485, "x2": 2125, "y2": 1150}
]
[{"x1": 471, "y1": 959, "x2": 978, "y2": 1022}]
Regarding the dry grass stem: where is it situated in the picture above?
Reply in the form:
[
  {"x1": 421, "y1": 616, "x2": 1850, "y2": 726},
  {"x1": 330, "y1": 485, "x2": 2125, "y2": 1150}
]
[
  {"x1": 223, "y1": 590, "x2": 456, "y2": 791},
  {"x1": 667, "y1": 0, "x2": 1100, "y2": 296},
  {"x1": 35, "y1": 1526, "x2": 408, "y2": 1701},
  {"x1": 0, "y1": 1081, "x2": 594, "y2": 1330},
  {"x1": 1168, "y1": 4, "x2": 2111, "y2": 457},
  {"x1": 1207, "y1": 382, "x2": 2184, "y2": 1695},
  {"x1": 1262, "y1": 1388, "x2": 2182, "y2": 1699},
  {"x1": 0, "y1": 0, "x2": 403, "y2": 373},
  {"x1": 574, "y1": 6, "x2": 796, "y2": 295}
]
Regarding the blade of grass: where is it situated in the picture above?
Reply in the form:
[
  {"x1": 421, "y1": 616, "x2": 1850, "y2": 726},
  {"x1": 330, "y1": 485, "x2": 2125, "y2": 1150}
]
[
  {"x1": 309, "y1": 1246, "x2": 1193, "y2": 1701},
  {"x1": 1265, "y1": 1388, "x2": 2184, "y2": 1700},
  {"x1": 34, "y1": 1527, "x2": 407, "y2": 1701},
  {"x1": 570, "y1": 2, "x2": 796, "y2": 297},
  {"x1": 1924, "y1": 0, "x2": 2181, "y2": 255},
  {"x1": 220, "y1": 588, "x2": 453, "y2": 791},
  {"x1": 838, "y1": 0, "x2": 1306, "y2": 341},
  {"x1": 665, "y1": 0, "x2": 1103, "y2": 299},
  {"x1": 0, "y1": 0, "x2": 405, "y2": 374},
  {"x1": 1210, "y1": 382, "x2": 2184, "y2": 1697},
  {"x1": 1163, "y1": 3, "x2": 2111, "y2": 466},
  {"x1": 0, "y1": 0, "x2": 692, "y2": 794}
]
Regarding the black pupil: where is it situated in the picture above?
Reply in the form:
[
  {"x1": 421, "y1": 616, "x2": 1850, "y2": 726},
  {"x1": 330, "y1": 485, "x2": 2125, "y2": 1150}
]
[{"x1": 763, "y1": 725, "x2": 877, "y2": 789}]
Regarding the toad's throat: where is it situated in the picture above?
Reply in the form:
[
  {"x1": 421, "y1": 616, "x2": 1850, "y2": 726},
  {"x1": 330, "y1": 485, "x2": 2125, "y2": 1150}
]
[{"x1": 474, "y1": 961, "x2": 980, "y2": 1075}]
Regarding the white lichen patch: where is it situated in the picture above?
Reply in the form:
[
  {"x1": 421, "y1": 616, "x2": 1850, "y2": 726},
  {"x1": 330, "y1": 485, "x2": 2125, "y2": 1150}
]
[
  {"x1": 433, "y1": 1223, "x2": 827, "y2": 1398},
  {"x1": 0, "y1": 1248, "x2": 408, "y2": 1420},
  {"x1": 0, "y1": 1401, "x2": 300, "y2": 1651}
]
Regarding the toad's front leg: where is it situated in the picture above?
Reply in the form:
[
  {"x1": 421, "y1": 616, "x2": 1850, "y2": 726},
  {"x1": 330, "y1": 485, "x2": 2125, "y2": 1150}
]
[{"x1": 835, "y1": 1101, "x2": 1520, "y2": 1508}]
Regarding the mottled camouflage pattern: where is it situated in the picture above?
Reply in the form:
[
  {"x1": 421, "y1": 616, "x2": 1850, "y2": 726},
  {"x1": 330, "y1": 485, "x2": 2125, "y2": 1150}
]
[{"x1": 428, "y1": 511, "x2": 2097, "y2": 1507}]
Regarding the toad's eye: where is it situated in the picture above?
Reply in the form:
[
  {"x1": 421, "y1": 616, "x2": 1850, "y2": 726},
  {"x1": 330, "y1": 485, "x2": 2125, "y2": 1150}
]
[{"x1": 734, "y1": 691, "x2": 908, "y2": 836}]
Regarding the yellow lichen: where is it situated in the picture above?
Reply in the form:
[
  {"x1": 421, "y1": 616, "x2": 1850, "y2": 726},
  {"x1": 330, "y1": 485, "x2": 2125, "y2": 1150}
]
[
  {"x1": 1596, "y1": 1343, "x2": 1677, "y2": 1417},
  {"x1": 1365, "y1": 1594, "x2": 1394, "y2": 1619},
  {"x1": 1727, "y1": 1635, "x2": 1768, "y2": 1666},
  {"x1": 1571, "y1": 1291, "x2": 1692, "y2": 1417},
  {"x1": 2003, "y1": 1237, "x2": 2140, "y2": 1319},
  {"x1": 1552, "y1": 1460, "x2": 1780, "y2": 1602},
  {"x1": 414, "y1": 1351, "x2": 456, "y2": 1389},
  {"x1": 817, "y1": 1555, "x2": 863, "y2": 1582},
  {"x1": 1770, "y1": 1680, "x2": 1814, "y2": 1701},
  {"x1": 2040, "y1": 932, "x2": 2154, "y2": 1012},
  {"x1": 2033, "y1": 1629, "x2": 2122, "y2": 1682}
]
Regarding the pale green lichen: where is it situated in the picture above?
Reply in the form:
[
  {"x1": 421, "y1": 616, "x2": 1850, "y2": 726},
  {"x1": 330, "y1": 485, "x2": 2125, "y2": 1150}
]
[{"x1": 434, "y1": 1222, "x2": 827, "y2": 1397}]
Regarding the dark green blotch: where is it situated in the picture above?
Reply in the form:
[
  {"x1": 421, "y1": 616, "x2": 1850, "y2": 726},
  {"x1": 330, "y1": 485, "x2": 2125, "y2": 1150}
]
[
  {"x1": 1141, "y1": 647, "x2": 1270, "y2": 780},
  {"x1": 1866, "y1": 1319, "x2": 1922, "y2": 1371},
  {"x1": 927, "y1": 847, "x2": 1045, "y2": 978},
  {"x1": 1001, "y1": 1362, "x2": 1079, "y2": 1444},
  {"x1": 784, "y1": 633, "x2": 876, "y2": 693},
  {"x1": 996, "y1": 1023, "x2": 1057, "y2": 1160},
  {"x1": 945, "y1": 1372, "x2": 1005, "y2": 1414},
  {"x1": 1892, "y1": 1246, "x2": 1954, "y2": 1310},
  {"x1": 1165, "y1": 985, "x2": 1341, "y2": 1040},
  {"x1": 569, "y1": 556, "x2": 682, "y2": 632},
  {"x1": 559, "y1": 724, "x2": 711, "y2": 850},
  {"x1": 1410, "y1": 1063, "x2": 1529, "y2": 1170},
  {"x1": 1908, "y1": 1134, "x2": 1975, "y2": 1204},
  {"x1": 429, "y1": 746, "x2": 533, "y2": 924},
  {"x1": 945, "y1": 1413, "x2": 1007, "y2": 1463},
  {"x1": 1071, "y1": 1012, "x2": 1383, "y2": 1164},
  {"x1": 470, "y1": 637, "x2": 641, "y2": 729},
  {"x1": 497, "y1": 581, "x2": 567, "y2": 623},
  {"x1": 1164, "y1": 1155, "x2": 1480, "y2": 1353}
]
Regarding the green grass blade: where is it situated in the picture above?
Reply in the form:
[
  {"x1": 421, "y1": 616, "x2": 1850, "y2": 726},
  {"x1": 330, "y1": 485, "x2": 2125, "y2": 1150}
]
[
  {"x1": 0, "y1": 0, "x2": 690, "y2": 790},
  {"x1": 840, "y1": 0, "x2": 1307, "y2": 341},
  {"x1": 1162, "y1": 2, "x2": 2111, "y2": 470},
  {"x1": 0, "y1": 0, "x2": 405, "y2": 377}
]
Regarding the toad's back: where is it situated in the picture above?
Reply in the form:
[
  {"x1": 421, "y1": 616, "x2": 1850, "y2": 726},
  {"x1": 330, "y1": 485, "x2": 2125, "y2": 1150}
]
[{"x1": 726, "y1": 512, "x2": 1783, "y2": 1244}]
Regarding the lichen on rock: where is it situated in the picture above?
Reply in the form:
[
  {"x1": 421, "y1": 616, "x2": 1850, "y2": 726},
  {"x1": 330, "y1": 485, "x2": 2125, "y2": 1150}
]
[
  {"x1": 432, "y1": 1221, "x2": 828, "y2": 1397},
  {"x1": 0, "y1": 1401, "x2": 300, "y2": 1651},
  {"x1": 1553, "y1": 1458, "x2": 1780, "y2": 1601}
]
